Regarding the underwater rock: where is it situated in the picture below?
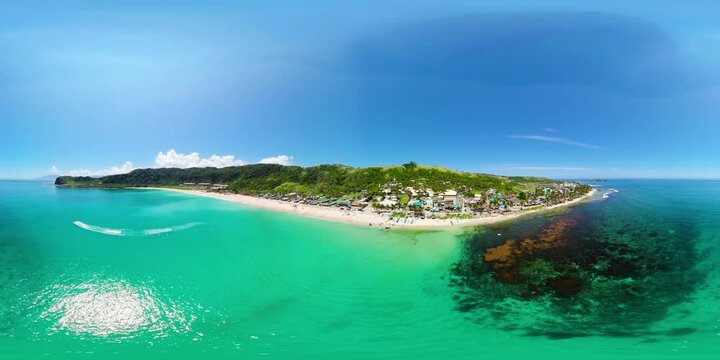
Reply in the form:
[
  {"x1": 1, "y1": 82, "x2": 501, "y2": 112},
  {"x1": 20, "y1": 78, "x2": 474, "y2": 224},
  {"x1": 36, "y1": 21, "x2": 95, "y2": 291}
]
[
  {"x1": 483, "y1": 218, "x2": 577, "y2": 270},
  {"x1": 449, "y1": 203, "x2": 706, "y2": 338},
  {"x1": 547, "y1": 276, "x2": 583, "y2": 297}
]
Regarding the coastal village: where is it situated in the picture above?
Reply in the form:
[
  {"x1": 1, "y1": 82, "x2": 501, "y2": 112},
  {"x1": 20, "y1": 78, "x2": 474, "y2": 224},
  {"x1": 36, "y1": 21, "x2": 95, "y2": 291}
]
[
  {"x1": 180, "y1": 179, "x2": 592, "y2": 224},
  {"x1": 54, "y1": 163, "x2": 595, "y2": 228}
]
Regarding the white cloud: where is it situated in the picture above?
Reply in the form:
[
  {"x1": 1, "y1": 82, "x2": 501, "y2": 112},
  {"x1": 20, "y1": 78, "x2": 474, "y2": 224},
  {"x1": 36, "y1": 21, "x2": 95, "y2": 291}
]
[
  {"x1": 54, "y1": 161, "x2": 135, "y2": 177},
  {"x1": 51, "y1": 150, "x2": 294, "y2": 177},
  {"x1": 506, "y1": 166, "x2": 593, "y2": 171},
  {"x1": 105, "y1": 161, "x2": 135, "y2": 175},
  {"x1": 507, "y1": 135, "x2": 599, "y2": 149},
  {"x1": 258, "y1": 155, "x2": 293, "y2": 166},
  {"x1": 154, "y1": 149, "x2": 247, "y2": 168},
  {"x1": 543, "y1": 127, "x2": 557, "y2": 133}
]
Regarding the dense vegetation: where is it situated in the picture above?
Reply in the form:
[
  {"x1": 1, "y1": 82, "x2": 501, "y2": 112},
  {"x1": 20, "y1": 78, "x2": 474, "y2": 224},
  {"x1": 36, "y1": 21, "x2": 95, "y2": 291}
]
[{"x1": 55, "y1": 163, "x2": 559, "y2": 197}]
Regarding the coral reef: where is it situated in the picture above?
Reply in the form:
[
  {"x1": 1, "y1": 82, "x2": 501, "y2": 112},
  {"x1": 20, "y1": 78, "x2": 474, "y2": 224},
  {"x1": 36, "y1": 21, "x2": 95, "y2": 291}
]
[{"x1": 448, "y1": 204, "x2": 706, "y2": 338}]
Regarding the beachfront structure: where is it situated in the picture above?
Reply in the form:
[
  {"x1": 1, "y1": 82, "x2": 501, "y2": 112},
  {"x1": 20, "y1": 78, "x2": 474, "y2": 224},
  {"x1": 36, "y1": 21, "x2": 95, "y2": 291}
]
[
  {"x1": 205, "y1": 174, "x2": 589, "y2": 217},
  {"x1": 424, "y1": 198, "x2": 434, "y2": 208},
  {"x1": 379, "y1": 198, "x2": 398, "y2": 207},
  {"x1": 211, "y1": 184, "x2": 229, "y2": 192},
  {"x1": 443, "y1": 190, "x2": 458, "y2": 201}
]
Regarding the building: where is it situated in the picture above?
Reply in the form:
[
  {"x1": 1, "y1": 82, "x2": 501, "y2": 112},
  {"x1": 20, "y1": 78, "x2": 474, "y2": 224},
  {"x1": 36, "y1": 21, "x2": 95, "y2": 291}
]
[
  {"x1": 443, "y1": 190, "x2": 458, "y2": 201},
  {"x1": 379, "y1": 198, "x2": 397, "y2": 207},
  {"x1": 538, "y1": 183, "x2": 559, "y2": 189},
  {"x1": 423, "y1": 198, "x2": 434, "y2": 208}
]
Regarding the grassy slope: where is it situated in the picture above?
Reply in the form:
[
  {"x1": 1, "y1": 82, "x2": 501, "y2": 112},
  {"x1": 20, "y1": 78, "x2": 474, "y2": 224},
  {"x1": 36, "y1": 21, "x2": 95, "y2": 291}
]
[{"x1": 54, "y1": 164, "x2": 559, "y2": 197}]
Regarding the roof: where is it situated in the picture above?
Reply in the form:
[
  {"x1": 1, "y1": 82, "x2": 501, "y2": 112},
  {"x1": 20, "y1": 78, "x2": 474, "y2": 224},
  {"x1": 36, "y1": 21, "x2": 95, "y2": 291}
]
[{"x1": 443, "y1": 190, "x2": 457, "y2": 196}]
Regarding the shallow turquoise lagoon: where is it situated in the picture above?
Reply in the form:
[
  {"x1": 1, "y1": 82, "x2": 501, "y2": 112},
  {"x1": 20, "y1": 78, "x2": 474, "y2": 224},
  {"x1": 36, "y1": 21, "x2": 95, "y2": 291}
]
[{"x1": 0, "y1": 180, "x2": 718, "y2": 359}]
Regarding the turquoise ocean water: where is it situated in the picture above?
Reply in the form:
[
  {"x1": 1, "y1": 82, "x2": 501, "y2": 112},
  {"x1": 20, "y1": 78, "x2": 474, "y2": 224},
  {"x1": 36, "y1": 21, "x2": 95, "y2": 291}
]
[{"x1": 0, "y1": 180, "x2": 718, "y2": 359}]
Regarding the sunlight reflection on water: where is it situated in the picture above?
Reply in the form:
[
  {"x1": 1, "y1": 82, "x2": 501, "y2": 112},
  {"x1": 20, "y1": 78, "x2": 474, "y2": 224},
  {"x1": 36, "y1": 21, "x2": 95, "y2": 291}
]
[{"x1": 34, "y1": 280, "x2": 195, "y2": 339}]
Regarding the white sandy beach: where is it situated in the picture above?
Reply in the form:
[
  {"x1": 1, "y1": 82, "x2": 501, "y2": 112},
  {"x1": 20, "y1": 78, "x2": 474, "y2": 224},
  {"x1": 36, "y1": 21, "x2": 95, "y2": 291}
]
[{"x1": 142, "y1": 187, "x2": 597, "y2": 230}]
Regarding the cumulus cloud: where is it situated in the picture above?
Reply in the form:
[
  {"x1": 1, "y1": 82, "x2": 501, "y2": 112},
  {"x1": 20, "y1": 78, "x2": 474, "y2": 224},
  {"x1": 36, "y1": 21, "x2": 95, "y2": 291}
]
[
  {"x1": 258, "y1": 155, "x2": 293, "y2": 166},
  {"x1": 53, "y1": 161, "x2": 135, "y2": 177},
  {"x1": 51, "y1": 150, "x2": 294, "y2": 177},
  {"x1": 154, "y1": 149, "x2": 247, "y2": 168}
]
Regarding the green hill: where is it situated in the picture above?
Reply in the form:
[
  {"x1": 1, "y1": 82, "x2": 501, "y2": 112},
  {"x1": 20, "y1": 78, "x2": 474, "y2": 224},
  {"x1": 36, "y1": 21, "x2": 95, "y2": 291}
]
[{"x1": 54, "y1": 163, "x2": 560, "y2": 197}]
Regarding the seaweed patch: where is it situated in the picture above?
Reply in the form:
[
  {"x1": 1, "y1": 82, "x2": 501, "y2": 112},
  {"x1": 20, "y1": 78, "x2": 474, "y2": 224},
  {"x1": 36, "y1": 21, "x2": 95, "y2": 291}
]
[{"x1": 448, "y1": 204, "x2": 706, "y2": 338}]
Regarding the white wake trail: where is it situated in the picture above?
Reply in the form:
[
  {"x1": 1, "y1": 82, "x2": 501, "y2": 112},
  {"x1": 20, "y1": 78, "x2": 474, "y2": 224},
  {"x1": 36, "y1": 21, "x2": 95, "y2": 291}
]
[
  {"x1": 73, "y1": 221, "x2": 202, "y2": 237},
  {"x1": 73, "y1": 221, "x2": 124, "y2": 236}
]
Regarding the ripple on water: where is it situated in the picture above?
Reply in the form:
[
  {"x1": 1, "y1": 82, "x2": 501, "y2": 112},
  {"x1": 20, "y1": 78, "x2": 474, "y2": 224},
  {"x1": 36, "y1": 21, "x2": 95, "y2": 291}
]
[{"x1": 32, "y1": 279, "x2": 196, "y2": 340}]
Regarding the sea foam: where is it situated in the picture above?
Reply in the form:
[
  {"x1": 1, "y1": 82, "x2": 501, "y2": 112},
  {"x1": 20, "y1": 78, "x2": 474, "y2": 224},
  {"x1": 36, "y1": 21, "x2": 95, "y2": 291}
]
[{"x1": 602, "y1": 188, "x2": 620, "y2": 199}]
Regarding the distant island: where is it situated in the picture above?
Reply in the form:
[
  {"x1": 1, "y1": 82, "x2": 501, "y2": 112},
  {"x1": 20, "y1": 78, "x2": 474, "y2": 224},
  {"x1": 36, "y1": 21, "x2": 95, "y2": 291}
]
[{"x1": 55, "y1": 163, "x2": 594, "y2": 229}]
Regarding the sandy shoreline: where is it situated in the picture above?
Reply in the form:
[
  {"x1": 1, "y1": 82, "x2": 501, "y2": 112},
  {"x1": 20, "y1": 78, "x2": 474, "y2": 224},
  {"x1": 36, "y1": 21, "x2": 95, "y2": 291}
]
[{"x1": 138, "y1": 187, "x2": 597, "y2": 230}]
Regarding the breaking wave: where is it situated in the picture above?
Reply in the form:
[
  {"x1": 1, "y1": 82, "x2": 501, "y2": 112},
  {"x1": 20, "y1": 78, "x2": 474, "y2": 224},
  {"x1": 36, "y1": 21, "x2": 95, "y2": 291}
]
[
  {"x1": 602, "y1": 188, "x2": 620, "y2": 199},
  {"x1": 73, "y1": 221, "x2": 201, "y2": 237}
]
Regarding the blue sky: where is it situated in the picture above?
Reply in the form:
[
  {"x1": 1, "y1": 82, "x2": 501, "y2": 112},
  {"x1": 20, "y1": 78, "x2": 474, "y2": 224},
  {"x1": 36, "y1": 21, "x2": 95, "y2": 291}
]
[{"x1": 2, "y1": 0, "x2": 719, "y2": 179}]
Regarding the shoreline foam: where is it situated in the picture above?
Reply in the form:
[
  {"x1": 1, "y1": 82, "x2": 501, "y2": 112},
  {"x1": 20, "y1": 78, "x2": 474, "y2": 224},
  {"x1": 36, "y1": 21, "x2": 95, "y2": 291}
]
[{"x1": 137, "y1": 188, "x2": 597, "y2": 230}]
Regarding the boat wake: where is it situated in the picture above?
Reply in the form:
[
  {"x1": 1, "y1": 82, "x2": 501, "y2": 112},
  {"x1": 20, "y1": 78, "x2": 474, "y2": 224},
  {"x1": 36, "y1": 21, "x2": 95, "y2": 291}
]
[{"x1": 73, "y1": 221, "x2": 202, "y2": 237}]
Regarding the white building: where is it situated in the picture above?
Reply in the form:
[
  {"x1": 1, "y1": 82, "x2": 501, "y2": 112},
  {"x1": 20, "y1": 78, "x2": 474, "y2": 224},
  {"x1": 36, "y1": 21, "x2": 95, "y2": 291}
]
[
  {"x1": 443, "y1": 190, "x2": 458, "y2": 201},
  {"x1": 379, "y1": 199, "x2": 398, "y2": 207}
]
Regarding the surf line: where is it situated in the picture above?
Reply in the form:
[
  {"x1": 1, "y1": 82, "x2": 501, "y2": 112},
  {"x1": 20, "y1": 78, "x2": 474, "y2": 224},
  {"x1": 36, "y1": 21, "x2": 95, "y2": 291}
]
[
  {"x1": 73, "y1": 221, "x2": 202, "y2": 237},
  {"x1": 602, "y1": 188, "x2": 620, "y2": 199}
]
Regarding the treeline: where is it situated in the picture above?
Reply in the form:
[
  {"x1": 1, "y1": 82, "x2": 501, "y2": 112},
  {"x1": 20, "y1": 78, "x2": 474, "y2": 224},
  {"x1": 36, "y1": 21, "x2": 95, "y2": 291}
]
[{"x1": 54, "y1": 163, "x2": 558, "y2": 197}]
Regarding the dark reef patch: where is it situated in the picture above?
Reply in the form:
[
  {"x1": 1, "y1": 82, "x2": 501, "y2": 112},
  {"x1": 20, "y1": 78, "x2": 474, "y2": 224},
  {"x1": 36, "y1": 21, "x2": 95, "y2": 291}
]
[{"x1": 448, "y1": 200, "x2": 707, "y2": 338}]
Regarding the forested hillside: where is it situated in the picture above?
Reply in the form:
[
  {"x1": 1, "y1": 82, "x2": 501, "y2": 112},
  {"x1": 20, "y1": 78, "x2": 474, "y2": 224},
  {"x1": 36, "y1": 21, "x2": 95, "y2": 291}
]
[{"x1": 55, "y1": 163, "x2": 558, "y2": 197}]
